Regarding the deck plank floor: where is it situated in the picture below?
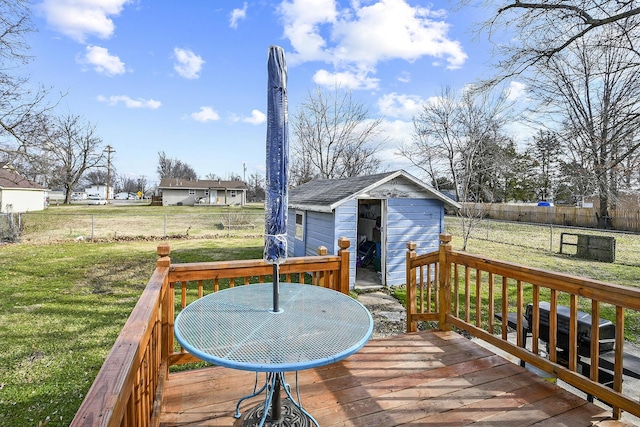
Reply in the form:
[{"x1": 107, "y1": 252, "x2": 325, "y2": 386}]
[{"x1": 160, "y1": 330, "x2": 630, "y2": 426}]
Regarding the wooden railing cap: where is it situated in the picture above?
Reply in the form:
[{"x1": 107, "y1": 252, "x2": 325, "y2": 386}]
[
  {"x1": 338, "y1": 237, "x2": 350, "y2": 250},
  {"x1": 157, "y1": 243, "x2": 171, "y2": 257}
]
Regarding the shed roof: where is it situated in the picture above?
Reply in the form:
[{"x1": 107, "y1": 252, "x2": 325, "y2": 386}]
[
  {"x1": 0, "y1": 166, "x2": 46, "y2": 191},
  {"x1": 289, "y1": 170, "x2": 461, "y2": 212},
  {"x1": 159, "y1": 178, "x2": 247, "y2": 190}
]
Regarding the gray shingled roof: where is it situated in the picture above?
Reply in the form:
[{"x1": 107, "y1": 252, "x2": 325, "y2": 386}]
[
  {"x1": 288, "y1": 170, "x2": 460, "y2": 212},
  {"x1": 289, "y1": 171, "x2": 396, "y2": 207}
]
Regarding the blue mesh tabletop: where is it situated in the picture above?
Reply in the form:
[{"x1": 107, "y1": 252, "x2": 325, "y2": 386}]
[{"x1": 174, "y1": 283, "x2": 374, "y2": 372}]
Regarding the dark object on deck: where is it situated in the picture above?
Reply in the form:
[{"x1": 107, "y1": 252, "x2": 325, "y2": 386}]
[{"x1": 528, "y1": 301, "x2": 616, "y2": 357}]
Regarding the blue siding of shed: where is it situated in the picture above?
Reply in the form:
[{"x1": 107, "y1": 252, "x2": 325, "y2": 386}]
[
  {"x1": 287, "y1": 209, "x2": 335, "y2": 257},
  {"x1": 334, "y1": 200, "x2": 358, "y2": 288},
  {"x1": 385, "y1": 198, "x2": 444, "y2": 286},
  {"x1": 304, "y1": 211, "x2": 335, "y2": 256}
]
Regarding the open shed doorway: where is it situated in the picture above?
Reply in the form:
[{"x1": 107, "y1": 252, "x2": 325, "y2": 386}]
[{"x1": 356, "y1": 199, "x2": 383, "y2": 288}]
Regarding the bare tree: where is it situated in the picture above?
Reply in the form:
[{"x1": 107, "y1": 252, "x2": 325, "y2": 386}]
[
  {"x1": 84, "y1": 169, "x2": 115, "y2": 188},
  {"x1": 401, "y1": 86, "x2": 514, "y2": 250},
  {"x1": 291, "y1": 87, "x2": 384, "y2": 183},
  {"x1": 157, "y1": 151, "x2": 198, "y2": 180},
  {"x1": 0, "y1": 0, "x2": 57, "y2": 164},
  {"x1": 523, "y1": 30, "x2": 640, "y2": 226},
  {"x1": 40, "y1": 114, "x2": 106, "y2": 204},
  {"x1": 474, "y1": 0, "x2": 640, "y2": 83}
]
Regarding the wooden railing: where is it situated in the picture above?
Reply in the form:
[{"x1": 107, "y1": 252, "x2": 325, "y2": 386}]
[
  {"x1": 70, "y1": 238, "x2": 351, "y2": 427},
  {"x1": 406, "y1": 233, "x2": 640, "y2": 420}
]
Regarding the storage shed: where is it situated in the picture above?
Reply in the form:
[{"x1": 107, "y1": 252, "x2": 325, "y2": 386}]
[{"x1": 287, "y1": 170, "x2": 461, "y2": 289}]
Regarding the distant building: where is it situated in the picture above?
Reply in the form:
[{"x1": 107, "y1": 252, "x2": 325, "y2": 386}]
[
  {"x1": 0, "y1": 165, "x2": 47, "y2": 213},
  {"x1": 158, "y1": 178, "x2": 247, "y2": 206},
  {"x1": 84, "y1": 184, "x2": 112, "y2": 200}
]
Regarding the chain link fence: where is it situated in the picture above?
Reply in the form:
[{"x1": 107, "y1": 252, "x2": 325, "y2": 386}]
[
  {"x1": 18, "y1": 211, "x2": 266, "y2": 242},
  {"x1": 445, "y1": 216, "x2": 640, "y2": 267}
]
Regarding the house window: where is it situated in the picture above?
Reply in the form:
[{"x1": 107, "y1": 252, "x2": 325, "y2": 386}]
[
  {"x1": 230, "y1": 190, "x2": 237, "y2": 197},
  {"x1": 189, "y1": 189, "x2": 195, "y2": 195},
  {"x1": 295, "y1": 211, "x2": 305, "y2": 240}
]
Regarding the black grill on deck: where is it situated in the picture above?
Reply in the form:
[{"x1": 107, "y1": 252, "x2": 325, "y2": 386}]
[{"x1": 526, "y1": 301, "x2": 616, "y2": 357}]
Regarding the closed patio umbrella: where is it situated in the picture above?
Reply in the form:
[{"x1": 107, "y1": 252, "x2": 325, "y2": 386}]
[{"x1": 264, "y1": 45, "x2": 288, "y2": 314}]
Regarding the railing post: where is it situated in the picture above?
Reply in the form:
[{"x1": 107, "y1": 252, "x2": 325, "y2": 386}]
[
  {"x1": 406, "y1": 241, "x2": 417, "y2": 333},
  {"x1": 317, "y1": 246, "x2": 328, "y2": 289},
  {"x1": 337, "y1": 238, "x2": 350, "y2": 295},
  {"x1": 157, "y1": 243, "x2": 171, "y2": 371},
  {"x1": 438, "y1": 234, "x2": 452, "y2": 331}
]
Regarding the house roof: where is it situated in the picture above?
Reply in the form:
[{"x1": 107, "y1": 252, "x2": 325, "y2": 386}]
[
  {"x1": 158, "y1": 178, "x2": 247, "y2": 190},
  {"x1": 289, "y1": 170, "x2": 461, "y2": 212},
  {"x1": 0, "y1": 166, "x2": 46, "y2": 191}
]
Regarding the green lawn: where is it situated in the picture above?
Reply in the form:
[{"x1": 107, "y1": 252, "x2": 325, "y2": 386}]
[
  {"x1": 0, "y1": 238, "x2": 263, "y2": 427},
  {"x1": 2, "y1": 209, "x2": 640, "y2": 425}
]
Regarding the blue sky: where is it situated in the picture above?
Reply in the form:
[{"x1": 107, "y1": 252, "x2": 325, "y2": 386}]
[{"x1": 25, "y1": 0, "x2": 522, "y2": 187}]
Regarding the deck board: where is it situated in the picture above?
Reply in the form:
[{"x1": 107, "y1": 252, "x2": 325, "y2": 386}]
[{"x1": 160, "y1": 330, "x2": 630, "y2": 426}]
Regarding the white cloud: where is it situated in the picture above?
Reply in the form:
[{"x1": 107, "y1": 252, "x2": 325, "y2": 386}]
[
  {"x1": 506, "y1": 81, "x2": 527, "y2": 101},
  {"x1": 78, "y1": 45, "x2": 125, "y2": 76},
  {"x1": 230, "y1": 3, "x2": 248, "y2": 29},
  {"x1": 377, "y1": 93, "x2": 424, "y2": 120},
  {"x1": 242, "y1": 109, "x2": 266, "y2": 125},
  {"x1": 397, "y1": 71, "x2": 411, "y2": 83},
  {"x1": 313, "y1": 69, "x2": 379, "y2": 90},
  {"x1": 97, "y1": 95, "x2": 161, "y2": 109},
  {"x1": 173, "y1": 48, "x2": 205, "y2": 79},
  {"x1": 191, "y1": 107, "x2": 220, "y2": 122},
  {"x1": 38, "y1": 0, "x2": 132, "y2": 43},
  {"x1": 278, "y1": 0, "x2": 467, "y2": 88}
]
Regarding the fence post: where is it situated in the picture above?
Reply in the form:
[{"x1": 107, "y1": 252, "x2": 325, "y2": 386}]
[
  {"x1": 337, "y1": 238, "x2": 350, "y2": 295},
  {"x1": 406, "y1": 241, "x2": 417, "y2": 333},
  {"x1": 157, "y1": 243, "x2": 171, "y2": 370},
  {"x1": 438, "y1": 233, "x2": 452, "y2": 332}
]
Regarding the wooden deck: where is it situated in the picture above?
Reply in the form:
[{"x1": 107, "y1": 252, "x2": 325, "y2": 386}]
[{"x1": 160, "y1": 330, "x2": 631, "y2": 426}]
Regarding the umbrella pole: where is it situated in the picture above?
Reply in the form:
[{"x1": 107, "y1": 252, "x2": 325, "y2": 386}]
[{"x1": 273, "y1": 264, "x2": 280, "y2": 313}]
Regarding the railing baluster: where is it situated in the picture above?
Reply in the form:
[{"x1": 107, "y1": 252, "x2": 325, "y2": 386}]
[
  {"x1": 181, "y1": 281, "x2": 187, "y2": 309},
  {"x1": 569, "y1": 294, "x2": 578, "y2": 371},
  {"x1": 501, "y1": 276, "x2": 508, "y2": 340},
  {"x1": 419, "y1": 265, "x2": 425, "y2": 313},
  {"x1": 488, "y1": 272, "x2": 494, "y2": 334},
  {"x1": 614, "y1": 306, "x2": 625, "y2": 419},
  {"x1": 454, "y1": 264, "x2": 459, "y2": 318},
  {"x1": 590, "y1": 300, "x2": 601, "y2": 382},
  {"x1": 532, "y1": 285, "x2": 540, "y2": 355},
  {"x1": 549, "y1": 290, "x2": 557, "y2": 362},
  {"x1": 464, "y1": 266, "x2": 470, "y2": 323},
  {"x1": 516, "y1": 280, "x2": 524, "y2": 349}
]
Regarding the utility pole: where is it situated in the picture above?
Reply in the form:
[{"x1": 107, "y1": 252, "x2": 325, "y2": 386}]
[
  {"x1": 104, "y1": 145, "x2": 115, "y2": 201},
  {"x1": 243, "y1": 162, "x2": 247, "y2": 182}
]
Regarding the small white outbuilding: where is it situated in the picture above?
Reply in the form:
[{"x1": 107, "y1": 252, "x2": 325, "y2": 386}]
[{"x1": 0, "y1": 165, "x2": 47, "y2": 213}]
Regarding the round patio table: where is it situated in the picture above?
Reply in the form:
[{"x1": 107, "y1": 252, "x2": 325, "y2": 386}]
[{"x1": 174, "y1": 282, "x2": 373, "y2": 426}]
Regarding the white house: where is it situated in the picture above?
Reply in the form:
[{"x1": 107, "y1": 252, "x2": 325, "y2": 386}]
[
  {"x1": 158, "y1": 178, "x2": 247, "y2": 206},
  {"x1": 84, "y1": 184, "x2": 112, "y2": 199},
  {"x1": 0, "y1": 165, "x2": 47, "y2": 213}
]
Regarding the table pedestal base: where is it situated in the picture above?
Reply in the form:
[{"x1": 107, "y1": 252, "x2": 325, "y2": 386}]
[{"x1": 242, "y1": 398, "x2": 314, "y2": 427}]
